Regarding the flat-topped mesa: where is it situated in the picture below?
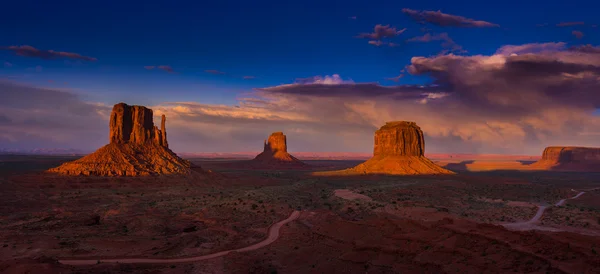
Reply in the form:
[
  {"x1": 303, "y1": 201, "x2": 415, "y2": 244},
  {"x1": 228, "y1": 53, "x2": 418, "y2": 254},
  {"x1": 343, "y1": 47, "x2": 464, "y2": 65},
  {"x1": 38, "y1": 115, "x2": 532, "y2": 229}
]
[
  {"x1": 374, "y1": 121, "x2": 424, "y2": 157},
  {"x1": 530, "y1": 146, "x2": 600, "y2": 171},
  {"x1": 314, "y1": 121, "x2": 453, "y2": 175},
  {"x1": 109, "y1": 103, "x2": 168, "y2": 147},
  {"x1": 541, "y1": 146, "x2": 600, "y2": 162},
  {"x1": 264, "y1": 132, "x2": 287, "y2": 153}
]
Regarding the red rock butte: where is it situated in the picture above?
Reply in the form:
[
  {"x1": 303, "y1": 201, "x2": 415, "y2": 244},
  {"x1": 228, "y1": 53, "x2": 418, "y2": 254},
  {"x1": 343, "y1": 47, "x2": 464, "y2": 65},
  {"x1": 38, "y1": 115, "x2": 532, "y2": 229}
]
[
  {"x1": 529, "y1": 146, "x2": 600, "y2": 172},
  {"x1": 47, "y1": 103, "x2": 192, "y2": 176},
  {"x1": 251, "y1": 132, "x2": 306, "y2": 167},
  {"x1": 316, "y1": 121, "x2": 453, "y2": 175}
]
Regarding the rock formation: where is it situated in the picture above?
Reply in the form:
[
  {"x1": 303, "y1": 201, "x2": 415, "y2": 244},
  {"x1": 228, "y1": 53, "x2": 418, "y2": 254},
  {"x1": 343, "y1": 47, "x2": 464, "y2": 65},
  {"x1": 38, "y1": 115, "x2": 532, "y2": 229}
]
[
  {"x1": 316, "y1": 121, "x2": 453, "y2": 175},
  {"x1": 529, "y1": 146, "x2": 600, "y2": 171},
  {"x1": 48, "y1": 103, "x2": 192, "y2": 176},
  {"x1": 251, "y1": 132, "x2": 306, "y2": 168}
]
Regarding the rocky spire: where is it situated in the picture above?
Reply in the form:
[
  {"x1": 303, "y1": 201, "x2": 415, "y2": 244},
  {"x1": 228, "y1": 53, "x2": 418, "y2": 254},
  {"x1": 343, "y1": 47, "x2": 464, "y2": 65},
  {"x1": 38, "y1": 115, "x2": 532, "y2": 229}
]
[{"x1": 264, "y1": 132, "x2": 287, "y2": 153}]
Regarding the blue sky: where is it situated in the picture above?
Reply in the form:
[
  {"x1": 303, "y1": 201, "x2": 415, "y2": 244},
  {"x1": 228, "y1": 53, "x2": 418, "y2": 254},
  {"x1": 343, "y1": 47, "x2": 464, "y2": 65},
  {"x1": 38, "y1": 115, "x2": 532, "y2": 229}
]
[
  {"x1": 2, "y1": 0, "x2": 598, "y2": 105},
  {"x1": 1, "y1": 0, "x2": 600, "y2": 153}
]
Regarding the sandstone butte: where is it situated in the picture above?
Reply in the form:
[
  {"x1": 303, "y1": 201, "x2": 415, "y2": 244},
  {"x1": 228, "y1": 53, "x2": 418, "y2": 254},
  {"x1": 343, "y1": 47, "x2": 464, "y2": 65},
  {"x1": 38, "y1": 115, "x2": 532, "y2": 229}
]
[
  {"x1": 47, "y1": 103, "x2": 192, "y2": 176},
  {"x1": 316, "y1": 121, "x2": 454, "y2": 175},
  {"x1": 251, "y1": 132, "x2": 307, "y2": 167},
  {"x1": 528, "y1": 146, "x2": 600, "y2": 172}
]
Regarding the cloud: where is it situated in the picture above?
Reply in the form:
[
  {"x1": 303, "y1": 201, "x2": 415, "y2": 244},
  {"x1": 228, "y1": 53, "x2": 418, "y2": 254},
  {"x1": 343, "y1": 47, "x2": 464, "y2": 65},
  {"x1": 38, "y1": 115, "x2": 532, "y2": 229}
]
[
  {"x1": 291, "y1": 74, "x2": 355, "y2": 85},
  {"x1": 557, "y1": 22, "x2": 585, "y2": 27},
  {"x1": 569, "y1": 44, "x2": 600, "y2": 54},
  {"x1": 402, "y1": 8, "x2": 499, "y2": 28},
  {"x1": 3, "y1": 62, "x2": 11, "y2": 68},
  {"x1": 243, "y1": 76, "x2": 255, "y2": 79},
  {"x1": 495, "y1": 42, "x2": 566, "y2": 55},
  {"x1": 2, "y1": 45, "x2": 97, "y2": 61},
  {"x1": 572, "y1": 30, "x2": 584, "y2": 39},
  {"x1": 5, "y1": 43, "x2": 600, "y2": 154},
  {"x1": 144, "y1": 66, "x2": 156, "y2": 70},
  {"x1": 349, "y1": 16, "x2": 357, "y2": 20},
  {"x1": 205, "y1": 69, "x2": 226, "y2": 75},
  {"x1": 385, "y1": 74, "x2": 404, "y2": 82},
  {"x1": 357, "y1": 24, "x2": 406, "y2": 40},
  {"x1": 0, "y1": 81, "x2": 109, "y2": 149},
  {"x1": 158, "y1": 65, "x2": 174, "y2": 73},
  {"x1": 407, "y1": 32, "x2": 464, "y2": 53}
]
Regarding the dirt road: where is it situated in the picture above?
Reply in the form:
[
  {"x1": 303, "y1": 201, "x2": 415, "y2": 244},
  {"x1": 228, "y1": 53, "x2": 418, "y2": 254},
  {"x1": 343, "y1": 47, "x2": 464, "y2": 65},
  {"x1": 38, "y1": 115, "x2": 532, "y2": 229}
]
[
  {"x1": 58, "y1": 210, "x2": 301, "y2": 266},
  {"x1": 502, "y1": 191, "x2": 586, "y2": 231}
]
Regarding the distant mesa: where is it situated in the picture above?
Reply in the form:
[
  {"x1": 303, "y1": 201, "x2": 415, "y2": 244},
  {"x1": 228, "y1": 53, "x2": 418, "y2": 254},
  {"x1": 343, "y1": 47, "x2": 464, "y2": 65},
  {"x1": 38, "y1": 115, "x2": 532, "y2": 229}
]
[
  {"x1": 316, "y1": 121, "x2": 454, "y2": 175},
  {"x1": 47, "y1": 103, "x2": 193, "y2": 176},
  {"x1": 250, "y1": 132, "x2": 307, "y2": 168},
  {"x1": 529, "y1": 146, "x2": 600, "y2": 172}
]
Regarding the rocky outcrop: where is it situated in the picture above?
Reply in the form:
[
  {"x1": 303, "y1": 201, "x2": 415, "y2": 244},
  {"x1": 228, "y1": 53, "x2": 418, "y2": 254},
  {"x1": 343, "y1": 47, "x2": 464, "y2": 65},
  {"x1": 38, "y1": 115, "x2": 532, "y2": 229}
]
[
  {"x1": 530, "y1": 146, "x2": 600, "y2": 171},
  {"x1": 109, "y1": 103, "x2": 168, "y2": 147},
  {"x1": 47, "y1": 103, "x2": 192, "y2": 176},
  {"x1": 374, "y1": 121, "x2": 425, "y2": 156},
  {"x1": 251, "y1": 132, "x2": 306, "y2": 168},
  {"x1": 315, "y1": 121, "x2": 453, "y2": 175}
]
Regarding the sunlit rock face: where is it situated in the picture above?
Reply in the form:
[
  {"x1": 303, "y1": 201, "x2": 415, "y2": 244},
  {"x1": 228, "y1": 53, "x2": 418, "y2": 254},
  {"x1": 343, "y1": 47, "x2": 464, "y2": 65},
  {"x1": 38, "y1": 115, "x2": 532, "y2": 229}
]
[
  {"x1": 316, "y1": 121, "x2": 454, "y2": 176},
  {"x1": 47, "y1": 103, "x2": 191, "y2": 176},
  {"x1": 252, "y1": 132, "x2": 306, "y2": 167},
  {"x1": 530, "y1": 146, "x2": 600, "y2": 171}
]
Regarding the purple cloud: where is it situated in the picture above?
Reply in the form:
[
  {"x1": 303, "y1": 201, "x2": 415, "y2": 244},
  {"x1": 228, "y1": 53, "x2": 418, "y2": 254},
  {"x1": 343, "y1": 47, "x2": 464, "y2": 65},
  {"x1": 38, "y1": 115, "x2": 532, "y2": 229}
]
[
  {"x1": 385, "y1": 74, "x2": 404, "y2": 82},
  {"x1": 205, "y1": 69, "x2": 226, "y2": 75},
  {"x1": 569, "y1": 44, "x2": 600, "y2": 54},
  {"x1": 144, "y1": 66, "x2": 156, "y2": 70},
  {"x1": 243, "y1": 76, "x2": 256, "y2": 79},
  {"x1": 3, "y1": 61, "x2": 11, "y2": 68},
  {"x1": 158, "y1": 65, "x2": 174, "y2": 73},
  {"x1": 2, "y1": 45, "x2": 97, "y2": 61},
  {"x1": 357, "y1": 24, "x2": 406, "y2": 40},
  {"x1": 402, "y1": 8, "x2": 499, "y2": 28},
  {"x1": 408, "y1": 33, "x2": 464, "y2": 53},
  {"x1": 572, "y1": 30, "x2": 584, "y2": 39},
  {"x1": 557, "y1": 22, "x2": 585, "y2": 27},
  {"x1": 495, "y1": 42, "x2": 566, "y2": 55}
]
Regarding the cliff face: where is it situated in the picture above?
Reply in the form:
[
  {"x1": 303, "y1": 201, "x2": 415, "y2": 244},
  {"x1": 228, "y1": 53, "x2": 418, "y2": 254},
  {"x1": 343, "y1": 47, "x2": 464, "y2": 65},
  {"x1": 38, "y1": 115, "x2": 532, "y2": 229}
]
[
  {"x1": 373, "y1": 121, "x2": 424, "y2": 157},
  {"x1": 541, "y1": 147, "x2": 600, "y2": 162},
  {"x1": 47, "y1": 103, "x2": 191, "y2": 176},
  {"x1": 531, "y1": 146, "x2": 600, "y2": 171},
  {"x1": 316, "y1": 121, "x2": 453, "y2": 175},
  {"x1": 109, "y1": 103, "x2": 168, "y2": 147}
]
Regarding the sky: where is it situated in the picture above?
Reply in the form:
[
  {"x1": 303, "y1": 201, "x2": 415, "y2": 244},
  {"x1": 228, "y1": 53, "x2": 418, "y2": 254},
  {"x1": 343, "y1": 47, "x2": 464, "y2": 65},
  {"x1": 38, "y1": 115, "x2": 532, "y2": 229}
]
[{"x1": 1, "y1": 0, "x2": 600, "y2": 155}]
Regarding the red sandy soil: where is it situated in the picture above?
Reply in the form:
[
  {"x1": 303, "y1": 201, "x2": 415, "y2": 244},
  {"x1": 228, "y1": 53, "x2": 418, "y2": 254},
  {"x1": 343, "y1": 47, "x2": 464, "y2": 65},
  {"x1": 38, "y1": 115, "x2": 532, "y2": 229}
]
[
  {"x1": 334, "y1": 189, "x2": 373, "y2": 201},
  {"x1": 2, "y1": 156, "x2": 600, "y2": 273}
]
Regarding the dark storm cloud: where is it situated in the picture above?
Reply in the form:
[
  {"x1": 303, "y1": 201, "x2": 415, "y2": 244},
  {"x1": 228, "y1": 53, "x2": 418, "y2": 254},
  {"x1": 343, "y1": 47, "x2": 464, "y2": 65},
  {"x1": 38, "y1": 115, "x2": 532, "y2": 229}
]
[
  {"x1": 402, "y1": 8, "x2": 499, "y2": 28},
  {"x1": 2, "y1": 45, "x2": 97, "y2": 61}
]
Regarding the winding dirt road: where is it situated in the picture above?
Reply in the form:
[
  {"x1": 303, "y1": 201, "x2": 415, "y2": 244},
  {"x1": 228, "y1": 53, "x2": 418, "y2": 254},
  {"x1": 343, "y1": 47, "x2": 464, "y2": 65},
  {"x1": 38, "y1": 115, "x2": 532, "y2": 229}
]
[
  {"x1": 58, "y1": 210, "x2": 300, "y2": 266},
  {"x1": 502, "y1": 191, "x2": 586, "y2": 231}
]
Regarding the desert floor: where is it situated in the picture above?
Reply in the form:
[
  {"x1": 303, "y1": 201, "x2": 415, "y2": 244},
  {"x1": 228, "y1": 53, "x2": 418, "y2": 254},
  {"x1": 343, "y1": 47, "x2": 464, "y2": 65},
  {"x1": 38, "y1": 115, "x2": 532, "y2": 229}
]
[{"x1": 1, "y1": 156, "x2": 600, "y2": 273}]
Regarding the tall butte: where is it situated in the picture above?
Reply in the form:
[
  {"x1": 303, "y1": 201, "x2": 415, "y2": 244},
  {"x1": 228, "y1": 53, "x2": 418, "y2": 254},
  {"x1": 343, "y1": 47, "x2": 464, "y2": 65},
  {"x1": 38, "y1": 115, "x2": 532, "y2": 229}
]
[
  {"x1": 529, "y1": 146, "x2": 600, "y2": 171},
  {"x1": 48, "y1": 103, "x2": 192, "y2": 176},
  {"x1": 251, "y1": 132, "x2": 306, "y2": 167},
  {"x1": 316, "y1": 121, "x2": 453, "y2": 175}
]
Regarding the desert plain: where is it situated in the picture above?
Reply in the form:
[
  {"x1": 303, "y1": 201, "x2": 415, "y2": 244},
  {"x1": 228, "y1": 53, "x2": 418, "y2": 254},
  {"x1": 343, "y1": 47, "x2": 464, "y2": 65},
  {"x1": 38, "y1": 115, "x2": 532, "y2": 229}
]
[{"x1": 1, "y1": 152, "x2": 600, "y2": 273}]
